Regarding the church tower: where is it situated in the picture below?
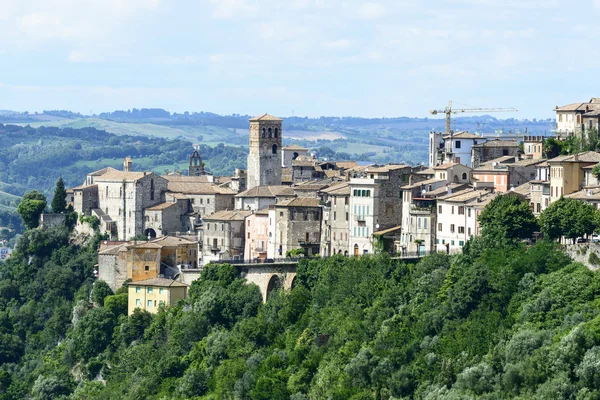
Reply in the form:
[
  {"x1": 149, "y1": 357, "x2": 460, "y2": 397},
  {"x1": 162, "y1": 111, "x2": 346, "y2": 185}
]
[
  {"x1": 188, "y1": 148, "x2": 205, "y2": 176},
  {"x1": 247, "y1": 114, "x2": 282, "y2": 189}
]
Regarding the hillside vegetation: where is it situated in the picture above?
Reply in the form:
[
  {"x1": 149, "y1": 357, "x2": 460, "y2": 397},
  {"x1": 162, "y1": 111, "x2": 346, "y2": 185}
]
[{"x1": 3, "y1": 194, "x2": 600, "y2": 399}]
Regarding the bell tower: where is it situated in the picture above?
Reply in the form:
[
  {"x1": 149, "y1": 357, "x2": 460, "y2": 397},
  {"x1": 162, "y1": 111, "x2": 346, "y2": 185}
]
[
  {"x1": 247, "y1": 114, "x2": 282, "y2": 189},
  {"x1": 188, "y1": 148, "x2": 205, "y2": 176}
]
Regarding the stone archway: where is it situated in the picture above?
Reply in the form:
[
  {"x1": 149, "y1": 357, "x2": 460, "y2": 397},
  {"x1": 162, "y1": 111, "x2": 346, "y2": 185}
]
[
  {"x1": 266, "y1": 274, "x2": 283, "y2": 300},
  {"x1": 144, "y1": 228, "x2": 157, "y2": 239}
]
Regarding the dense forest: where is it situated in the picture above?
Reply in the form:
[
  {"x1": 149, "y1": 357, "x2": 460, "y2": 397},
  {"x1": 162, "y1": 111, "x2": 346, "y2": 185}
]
[{"x1": 2, "y1": 193, "x2": 600, "y2": 399}]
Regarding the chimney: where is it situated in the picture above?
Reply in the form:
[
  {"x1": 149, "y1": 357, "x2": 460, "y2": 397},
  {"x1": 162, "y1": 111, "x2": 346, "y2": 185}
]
[
  {"x1": 124, "y1": 157, "x2": 132, "y2": 172},
  {"x1": 574, "y1": 153, "x2": 579, "y2": 161}
]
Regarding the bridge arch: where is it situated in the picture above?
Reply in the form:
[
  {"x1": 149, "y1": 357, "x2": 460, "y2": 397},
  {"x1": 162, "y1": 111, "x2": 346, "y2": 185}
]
[{"x1": 266, "y1": 274, "x2": 283, "y2": 300}]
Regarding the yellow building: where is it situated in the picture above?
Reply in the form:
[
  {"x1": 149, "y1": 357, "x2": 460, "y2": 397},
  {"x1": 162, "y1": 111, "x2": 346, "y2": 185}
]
[
  {"x1": 548, "y1": 151, "x2": 600, "y2": 202},
  {"x1": 127, "y1": 278, "x2": 188, "y2": 315}
]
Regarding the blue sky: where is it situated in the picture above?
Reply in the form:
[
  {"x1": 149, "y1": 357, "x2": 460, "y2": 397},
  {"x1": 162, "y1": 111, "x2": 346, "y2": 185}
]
[{"x1": 0, "y1": 0, "x2": 597, "y2": 119}]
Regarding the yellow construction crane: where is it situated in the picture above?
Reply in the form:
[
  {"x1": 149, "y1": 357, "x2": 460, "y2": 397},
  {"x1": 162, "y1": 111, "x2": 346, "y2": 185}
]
[{"x1": 430, "y1": 100, "x2": 518, "y2": 135}]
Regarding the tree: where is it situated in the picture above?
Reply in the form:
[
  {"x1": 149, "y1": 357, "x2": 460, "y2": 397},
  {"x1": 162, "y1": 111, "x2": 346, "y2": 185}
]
[
  {"x1": 478, "y1": 194, "x2": 538, "y2": 241},
  {"x1": 17, "y1": 190, "x2": 47, "y2": 229},
  {"x1": 539, "y1": 197, "x2": 598, "y2": 242},
  {"x1": 92, "y1": 280, "x2": 114, "y2": 306},
  {"x1": 51, "y1": 177, "x2": 67, "y2": 213}
]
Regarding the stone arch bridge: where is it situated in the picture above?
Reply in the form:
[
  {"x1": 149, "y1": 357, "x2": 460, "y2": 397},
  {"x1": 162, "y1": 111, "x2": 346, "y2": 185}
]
[{"x1": 239, "y1": 262, "x2": 297, "y2": 302}]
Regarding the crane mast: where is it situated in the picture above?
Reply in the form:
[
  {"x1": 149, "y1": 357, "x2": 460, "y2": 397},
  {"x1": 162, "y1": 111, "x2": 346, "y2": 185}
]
[{"x1": 429, "y1": 100, "x2": 518, "y2": 135}]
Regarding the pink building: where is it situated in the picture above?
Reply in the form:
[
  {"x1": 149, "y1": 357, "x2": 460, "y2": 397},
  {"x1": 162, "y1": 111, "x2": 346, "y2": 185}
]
[{"x1": 244, "y1": 209, "x2": 269, "y2": 261}]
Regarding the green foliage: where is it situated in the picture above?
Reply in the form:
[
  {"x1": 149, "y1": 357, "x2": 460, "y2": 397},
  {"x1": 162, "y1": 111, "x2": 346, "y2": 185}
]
[
  {"x1": 539, "y1": 197, "x2": 598, "y2": 242},
  {"x1": 478, "y1": 193, "x2": 538, "y2": 241},
  {"x1": 50, "y1": 177, "x2": 67, "y2": 213},
  {"x1": 590, "y1": 252, "x2": 600, "y2": 266},
  {"x1": 80, "y1": 215, "x2": 100, "y2": 230},
  {"x1": 286, "y1": 248, "x2": 305, "y2": 258},
  {"x1": 92, "y1": 280, "x2": 113, "y2": 306},
  {"x1": 17, "y1": 190, "x2": 47, "y2": 229}
]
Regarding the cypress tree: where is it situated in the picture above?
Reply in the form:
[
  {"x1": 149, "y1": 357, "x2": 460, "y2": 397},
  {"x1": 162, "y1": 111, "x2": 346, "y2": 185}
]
[{"x1": 51, "y1": 177, "x2": 67, "y2": 213}]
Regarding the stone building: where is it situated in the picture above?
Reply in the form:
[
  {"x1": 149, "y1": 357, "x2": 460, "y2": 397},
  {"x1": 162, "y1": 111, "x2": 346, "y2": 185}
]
[
  {"x1": 201, "y1": 210, "x2": 252, "y2": 264},
  {"x1": 163, "y1": 175, "x2": 236, "y2": 217},
  {"x1": 247, "y1": 114, "x2": 283, "y2": 189},
  {"x1": 319, "y1": 182, "x2": 351, "y2": 257},
  {"x1": 244, "y1": 209, "x2": 269, "y2": 261},
  {"x1": 267, "y1": 198, "x2": 322, "y2": 258},
  {"x1": 128, "y1": 278, "x2": 188, "y2": 315},
  {"x1": 282, "y1": 145, "x2": 309, "y2": 168},
  {"x1": 71, "y1": 164, "x2": 169, "y2": 240},
  {"x1": 291, "y1": 156, "x2": 324, "y2": 182},
  {"x1": 234, "y1": 185, "x2": 295, "y2": 212},
  {"x1": 471, "y1": 139, "x2": 519, "y2": 168},
  {"x1": 472, "y1": 156, "x2": 543, "y2": 193},
  {"x1": 348, "y1": 164, "x2": 413, "y2": 256},
  {"x1": 555, "y1": 98, "x2": 600, "y2": 138},
  {"x1": 524, "y1": 136, "x2": 544, "y2": 160}
]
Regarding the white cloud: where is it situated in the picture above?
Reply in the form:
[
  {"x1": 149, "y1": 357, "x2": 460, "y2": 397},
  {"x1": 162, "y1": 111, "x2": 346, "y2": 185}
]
[
  {"x1": 321, "y1": 39, "x2": 352, "y2": 50},
  {"x1": 208, "y1": 0, "x2": 257, "y2": 19},
  {"x1": 358, "y1": 2, "x2": 385, "y2": 19}
]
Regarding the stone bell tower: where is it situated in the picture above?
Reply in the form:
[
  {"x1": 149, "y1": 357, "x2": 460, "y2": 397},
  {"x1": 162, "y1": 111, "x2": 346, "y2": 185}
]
[
  {"x1": 247, "y1": 114, "x2": 282, "y2": 189},
  {"x1": 188, "y1": 148, "x2": 205, "y2": 176}
]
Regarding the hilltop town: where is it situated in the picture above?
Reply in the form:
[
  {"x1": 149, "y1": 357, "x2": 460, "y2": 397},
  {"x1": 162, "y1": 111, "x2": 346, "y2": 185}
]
[{"x1": 51, "y1": 97, "x2": 600, "y2": 314}]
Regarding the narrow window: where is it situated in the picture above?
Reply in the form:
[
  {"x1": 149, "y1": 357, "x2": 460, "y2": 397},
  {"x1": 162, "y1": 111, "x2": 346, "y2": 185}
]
[{"x1": 272, "y1": 144, "x2": 278, "y2": 154}]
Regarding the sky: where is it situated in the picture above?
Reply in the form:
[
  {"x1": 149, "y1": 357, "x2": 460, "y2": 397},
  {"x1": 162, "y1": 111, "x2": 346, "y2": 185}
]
[{"x1": 0, "y1": 0, "x2": 597, "y2": 119}]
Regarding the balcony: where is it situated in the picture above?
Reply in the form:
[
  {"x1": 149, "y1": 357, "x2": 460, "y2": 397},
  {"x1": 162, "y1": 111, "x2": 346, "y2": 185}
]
[{"x1": 354, "y1": 214, "x2": 366, "y2": 222}]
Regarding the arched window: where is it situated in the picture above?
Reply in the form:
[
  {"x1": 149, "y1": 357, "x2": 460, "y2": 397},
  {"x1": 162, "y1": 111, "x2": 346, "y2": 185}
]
[
  {"x1": 268, "y1": 127, "x2": 272, "y2": 138},
  {"x1": 462, "y1": 172, "x2": 467, "y2": 180},
  {"x1": 293, "y1": 152, "x2": 299, "y2": 160},
  {"x1": 262, "y1": 127, "x2": 266, "y2": 138},
  {"x1": 272, "y1": 144, "x2": 278, "y2": 154},
  {"x1": 274, "y1": 127, "x2": 278, "y2": 138}
]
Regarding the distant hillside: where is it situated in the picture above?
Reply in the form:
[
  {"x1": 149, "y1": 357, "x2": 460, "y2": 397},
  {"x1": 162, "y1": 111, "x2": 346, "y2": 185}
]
[{"x1": 0, "y1": 108, "x2": 556, "y2": 168}]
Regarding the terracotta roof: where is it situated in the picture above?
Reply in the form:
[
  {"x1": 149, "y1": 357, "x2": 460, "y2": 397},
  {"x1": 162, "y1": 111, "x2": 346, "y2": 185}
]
[
  {"x1": 443, "y1": 131, "x2": 482, "y2": 140},
  {"x1": 150, "y1": 236, "x2": 196, "y2": 246},
  {"x1": 434, "y1": 162, "x2": 461, "y2": 170},
  {"x1": 510, "y1": 182, "x2": 531, "y2": 197},
  {"x1": 128, "y1": 242, "x2": 163, "y2": 249},
  {"x1": 548, "y1": 151, "x2": 600, "y2": 164},
  {"x1": 203, "y1": 210, "x2": 253, "y2": 221},
  {"x1": 401, "y1": 178, "x2": 445, "y2": 189},
  {"x1": 70, "y1": 184, "x2": 97, "y2": 191},
  {"x1": 276, "y1": 198, "x2": 321, "y2": 207},
  {"x1": 249, "y1": 113, "x2": 282, "y2": 122},
  {"x1": 235, "y1": 185, "x2": 296, "y2": 198},
  {"x1": 166, "y1": 192, "x2": 189, "y2": 199},
  {"x1": 95, "y1": 170, "x2": 156, "y2": 182},
  {"x1": 283, "y1": 144, "x2": 308, "y2": 150},
  {"x1": 555, "y1": 102, "x2": 585, "y2": 111},
  {"x1": 89, "y1": 167, "x2": 119, "y2": 176},
  {"x1": 473, "y1": 139, "x2": 518, "y2": 148},
  {"x1": 98, "y1": 243, "x2": 129, "y2": 255},
  {"x1": 163, "y1": 175, "x2": 213, "y2": 183},
  {"x1": 293, "y1": 160, "x2": 319, "y2": 167},
  {"x1": 417, "y1": 167, "x2": 435, "y2": 175},
  {"x1": 146, "y1": 202, "x2": 177, "y2": 211},
  {"x1": 167, "y1": 182, "x2": 235, "y2": 195},
  {"x1": 334, "y1": 161, "x2": 359, "y2": 169},
  {"x1": 320, "y1": 181, "x2": 350, "y2": 196},
  {"x1": 365, "y1": 164, "x2": 410, "y2": 173},
  {"x1": 566, "y1": 187, "x2": 600, "y2": 201},
  {"x1": 324, "y1": 170, "x2": 341, "y2": 178},
  {"x1": 129, "y1": 277, "x2": 188, "y2": 287},
  {"x1": 439, "y1": 188, "x2": 492, "y2": 202}
]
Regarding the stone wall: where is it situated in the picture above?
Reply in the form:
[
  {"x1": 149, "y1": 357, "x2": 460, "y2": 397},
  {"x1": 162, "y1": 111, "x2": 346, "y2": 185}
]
[
  {"x1": 98, "y1": 252, "x2": 128, "y2": 292},
  {"x1": 562, "y1": 243, "x2": 600, "y2": 271},
  {"x1": 39, "y1": 213, "x2": 66, "y2": 229}
]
